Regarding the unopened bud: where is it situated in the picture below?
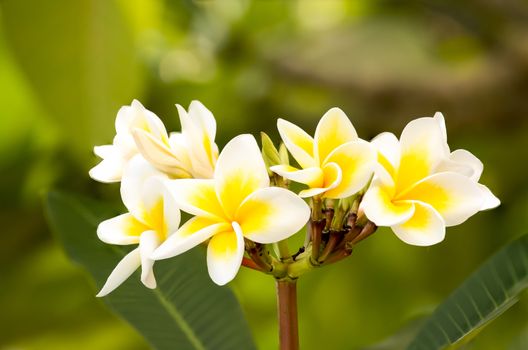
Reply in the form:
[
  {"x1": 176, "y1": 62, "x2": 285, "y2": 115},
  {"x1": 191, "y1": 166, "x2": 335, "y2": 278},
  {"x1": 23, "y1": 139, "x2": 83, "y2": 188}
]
[
  {"x1": 279, "y1": 143, "x2": 289, "y2": 166},
  {"x1": 261, "y1": 132, "x2": 282, "y2": 175}
]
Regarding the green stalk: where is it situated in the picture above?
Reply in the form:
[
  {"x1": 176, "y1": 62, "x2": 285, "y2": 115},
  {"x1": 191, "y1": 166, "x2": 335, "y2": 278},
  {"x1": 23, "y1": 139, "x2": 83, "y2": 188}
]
[{"x1": 275, "y1": 239, "x2": 292, "y2": 262}]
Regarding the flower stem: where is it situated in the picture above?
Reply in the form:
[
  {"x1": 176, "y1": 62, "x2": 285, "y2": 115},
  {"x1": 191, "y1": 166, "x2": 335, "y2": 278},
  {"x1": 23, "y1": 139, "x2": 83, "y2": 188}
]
[
  {"x1": 318, "y1": 231, "x2": 341, "y2": 263},
  {"x1": 242, "y1": 256, "x2": 265, "y2": 272},
  {"x1": 349, "y1": 221, "x2": 377, "y2": 246},
  {"x1": 246, "y1": 241, "x2": 273, "y2": 272},
  {"x1": 311, "y1": 219, "x2": 323, "y2": 261},
  {"x1": 276, "y1": 239, "x2": 292, "y2": 262},
  {"x1": 276, "y1": 280, "x2": 299, "y2": 350}
]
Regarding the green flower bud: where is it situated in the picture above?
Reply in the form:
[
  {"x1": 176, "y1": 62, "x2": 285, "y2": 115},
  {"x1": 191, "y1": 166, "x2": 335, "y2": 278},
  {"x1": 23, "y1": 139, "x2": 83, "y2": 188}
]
[{"x1": 261, "y1": 132, "x2": 282, "y2": 175}]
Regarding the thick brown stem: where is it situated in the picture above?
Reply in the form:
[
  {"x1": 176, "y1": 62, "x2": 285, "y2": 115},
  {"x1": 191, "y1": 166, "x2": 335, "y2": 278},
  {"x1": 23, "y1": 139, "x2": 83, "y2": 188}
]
[{"x1": 276, "y1": 280, "x2": 299, "y2": 350}]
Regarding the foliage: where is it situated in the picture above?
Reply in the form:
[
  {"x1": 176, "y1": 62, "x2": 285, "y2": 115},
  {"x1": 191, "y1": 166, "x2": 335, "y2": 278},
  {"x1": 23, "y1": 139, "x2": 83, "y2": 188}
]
[
  {"x1": 407, "y1": 234, "x2": 528, "y2": 349},
  {"x1": 45, "y1": 191, "x2": 256, "y2": 350}
]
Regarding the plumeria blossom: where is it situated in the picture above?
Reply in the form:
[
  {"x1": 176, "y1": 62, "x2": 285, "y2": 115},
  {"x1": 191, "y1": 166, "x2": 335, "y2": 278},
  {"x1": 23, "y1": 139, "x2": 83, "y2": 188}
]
[
  {"x1": 96, "y1": 155, "x2": 180, "y2": 296},
  {"x1": 133, "y1": 100, "x2": 219, "y2": 179},
  {"x1": 90, "y1": 100, "x2": 219, "y2": 183},
  {"x1": 362, "y1": 112, "x2": 500, "y2": 246},
  {"x1": 89, "y1": 100, "x2": 168, "y2": 183},
  {"x1": 152, "y1": 134, "x2": 310, "y2": 285},
  {"x1": 270, "y1": 108, "x2": 376, "y2": 199}
]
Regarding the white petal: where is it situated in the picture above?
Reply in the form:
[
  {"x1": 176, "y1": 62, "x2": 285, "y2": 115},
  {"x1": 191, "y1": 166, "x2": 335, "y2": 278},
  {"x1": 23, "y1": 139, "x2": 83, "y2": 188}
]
[
  {"x1": 448, "y1": 149, "x2": 483, "y2": 181},
  {"x1": 479, "y1": 184, "x2": 500, "y2": 210},
  {"x1": 162, "y1": 182, "x2": 181, "y2": 235},
  {"x1": 132, "y1": 129, "x2": 192, "y2": 178},
  {"x1": 152, "y1": 217, "x2": 230, "y2": 260},
  {"x1": 323, "y1": 140, "x2": 376, "y2": 199},
  {"x1": 433, "y1": 112, "x2": 448, "y2": 144},
  {"x1": 296, "y1": 163, "x2": 342, "y2": 198},
  {"x1": 392, "y1": 202, "x2": 446, "y2": 246},
  {"x1": 372, "y1": 163, "x2": 395, "y2": 188},
  {"x1": 396, "y1": 115, "x2": 451, "y2": 193},
  {"x1": 139, "y1": 230, "x2": 160, "y2": 289},
  {"x1": 97, "y1": 213, "x2": 146, "y2": 245},
  {"x1": 320, "y1": 162, "x2": 343, "y2": 194},
  {"x1": 299, "y1": 187, "x2": 328, "y2": 198},
  {"x1": 314, "y1": 107, "x2": 358, "y2": 164},
  {"x1": 177, "y1": 103, "x2": 217, "y2": 179},
  {"x1": 94, "y1": 145, "x2": 114, "y2": 159},
  {"x1": 89, "y1": 157, "x2": 125, "y2": 183},
  {"x1": 90, "y1": 145, "x2": 126, "y2": 183},
  {"x1": 188, "y1": 100, "x2": 216, "y2": 142},
  {"x1": 269, "y1": 165, "x2": 323, "y2": 187},
  {"x1": 169, "y1": 132, "x2": 187, "y2": 148},
  {"x1": 130, "y1": 100, "x2": 169, "y2": 141},
  {"x1": 168, "y1": 132, "x2": 192, "y2": 169},
  {"x1": 120, "y1": 155, "x2": 167, "y2": 222},
  {"x1": 138, "y1": 177, "x2": 181, "y2": 237},
  {"x1": 164, "y1": 179, "x2": 226, "y2": 220},
  {"x1": 113, "y1": 132, "x2": 137, "y2": 158},
  {"x1": 115, "y1": 104, "x2": 134, "y2": 134},
  {"x1": 214, "y1": 134, "x2": 269, "y2": 218},
  {"x1": 206, "y1": 223, "x2": 245, "y2": 286},
  {"x1": 235, "y1": 187, "x2": 310, "y2": 244},
  {"x1": 396, "y1": 172, "x2": 484, "y2": 226},
  {"x1": 362, "y1": 181, "x2": 415, "y2": 227},
  {"x1": 116, "y1": 100, "x2": 168, "y2": 145},
  {"x1": 277, "y1": 118, "x2": 315, "y2": 168},
  {"x1": 435, "y1": 158, "x2": 474, "y2": 179},
  {"x1": 371, "y1": 132, "x2": 401, "y2": 174},
  {"x1": 96, "y1": 248, "x2": 141, "y2": 297}
]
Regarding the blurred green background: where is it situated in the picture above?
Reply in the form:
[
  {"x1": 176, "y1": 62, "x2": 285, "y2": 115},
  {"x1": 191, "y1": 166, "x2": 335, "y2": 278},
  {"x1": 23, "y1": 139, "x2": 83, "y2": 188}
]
[{"x1": 1, "y1": 0, "x2": 527, "y2": 349}]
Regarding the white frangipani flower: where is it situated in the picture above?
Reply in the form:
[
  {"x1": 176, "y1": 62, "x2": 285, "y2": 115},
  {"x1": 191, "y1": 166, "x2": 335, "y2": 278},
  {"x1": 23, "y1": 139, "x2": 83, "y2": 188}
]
[
  {"x1": 133, "y1": 101, "x2": 219, "y2": 179},
  {"x1": 362, "y1": 112, "x2": 500, "y2": 246},
  {"x1": 89, "y1": 100, "x2": 169, "y2": 183},
  {"x1": 96, "y1": 155, "x2": 180, "y2": 296},
  {"x1": 151, "y1": 134, "x2": 310, "y2": 285},
  {"x1": 270, "y1": 108, "x2": 376, "y2": 199}
]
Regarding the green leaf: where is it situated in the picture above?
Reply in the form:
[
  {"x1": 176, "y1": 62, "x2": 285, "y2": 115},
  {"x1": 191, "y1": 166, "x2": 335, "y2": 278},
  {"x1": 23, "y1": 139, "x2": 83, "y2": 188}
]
[
  {"x1": 407, "y1": 234, "x2": 528, "y2": 350},
  {"x1": 45, "y1": 191, "x2": 256, "y2": 350}
]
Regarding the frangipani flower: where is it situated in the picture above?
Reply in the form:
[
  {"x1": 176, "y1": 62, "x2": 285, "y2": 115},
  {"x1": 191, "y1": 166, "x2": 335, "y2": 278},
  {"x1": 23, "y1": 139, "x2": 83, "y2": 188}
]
[
  {"x1": 133, "y1": 101, "x2": 219, "y2": 179},
  {"x1": 152, "y1": 134, "x2": 310, "y2": 285},
  {"x1": 89, "y1": 100, "x2": 168, "y2": 183},
  {"x1": 362, "y1": 112, "x2": 500, "y2": 246},
  {"x1": 270, "y1": 108, "x2": 376, "y2": 199},
  {"x1": 96, "y1": 155, "x2": 180, "y2": 296},
  {"x1": 90, "y1": 100, "x2": 219, "y2": 183}
]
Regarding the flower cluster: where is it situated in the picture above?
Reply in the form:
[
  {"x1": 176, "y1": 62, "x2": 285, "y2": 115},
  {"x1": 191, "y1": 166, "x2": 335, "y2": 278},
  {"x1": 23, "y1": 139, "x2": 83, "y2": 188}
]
[{"x1": 91, "y1": 101, "x2": 499, "y2": 296}]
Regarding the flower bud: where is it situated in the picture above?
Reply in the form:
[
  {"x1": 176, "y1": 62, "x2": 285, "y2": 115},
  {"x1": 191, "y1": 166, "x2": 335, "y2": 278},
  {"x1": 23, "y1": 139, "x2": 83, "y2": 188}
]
[
  {"x1": 261, "y1": 132, "x2": 282, "y2": 175},
  {"x1": 279, "y1": 142, "x2": 289, "y2": 166}
]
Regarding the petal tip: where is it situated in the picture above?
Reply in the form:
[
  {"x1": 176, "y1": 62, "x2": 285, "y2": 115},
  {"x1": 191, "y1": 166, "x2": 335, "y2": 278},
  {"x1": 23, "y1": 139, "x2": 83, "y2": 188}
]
[
  {"x1": 143, "y1": 279, "x2": 157, "y2": 289},
  {"x1": 131, "y1": 99, "x2": 144, "y2": 109}
]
